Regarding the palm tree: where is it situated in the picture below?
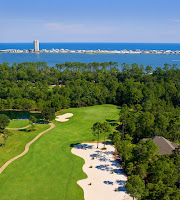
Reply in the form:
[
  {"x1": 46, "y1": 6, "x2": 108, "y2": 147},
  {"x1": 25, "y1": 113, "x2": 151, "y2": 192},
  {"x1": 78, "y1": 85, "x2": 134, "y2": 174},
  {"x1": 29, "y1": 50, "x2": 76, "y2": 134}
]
[
  {"x1": 91, "y1": 122, "x2": 103, "y2": 148},
  {"x1": 109, "y1": 61, "x2": 114, "y2": 69},
  {"x1": 102, "y1": 122, "x2": 111, "y2": 148},
  {"x1": 2, "y1": 130, "x2": 13, "y2": 147},
  {"x1": 56, "y1": 63, "x2": 65, "y2": 72},
  {"x1": 92, "y1": 62, "x2": 100, "y2": 72}
]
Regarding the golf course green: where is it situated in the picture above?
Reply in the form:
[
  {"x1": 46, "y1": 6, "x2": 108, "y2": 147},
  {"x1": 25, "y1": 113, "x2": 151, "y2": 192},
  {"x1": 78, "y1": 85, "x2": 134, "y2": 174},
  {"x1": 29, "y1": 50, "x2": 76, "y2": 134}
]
[
  {"x1": 7, "y1": 120, "x2": 30, "y2": 128},
  {"x1": 0, "y1": 105, "x2": 119, "y2": 200},
  {"x1": 0, "y1": 124, "x2": 51, "y2": 168}
]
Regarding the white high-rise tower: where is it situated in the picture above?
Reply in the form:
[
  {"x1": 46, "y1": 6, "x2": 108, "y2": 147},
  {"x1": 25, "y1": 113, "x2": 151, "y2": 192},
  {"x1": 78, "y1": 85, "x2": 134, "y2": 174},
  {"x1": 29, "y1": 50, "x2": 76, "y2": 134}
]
[{"x1": 33, "y1": 40, "x2": 39, "y2": 52}]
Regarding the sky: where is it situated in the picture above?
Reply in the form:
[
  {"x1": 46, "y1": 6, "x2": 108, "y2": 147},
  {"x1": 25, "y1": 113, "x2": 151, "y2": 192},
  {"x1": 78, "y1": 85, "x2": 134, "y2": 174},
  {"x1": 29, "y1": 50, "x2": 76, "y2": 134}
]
[{"x1": 0, "y1": 0, "x2": 180, "y2": 43}]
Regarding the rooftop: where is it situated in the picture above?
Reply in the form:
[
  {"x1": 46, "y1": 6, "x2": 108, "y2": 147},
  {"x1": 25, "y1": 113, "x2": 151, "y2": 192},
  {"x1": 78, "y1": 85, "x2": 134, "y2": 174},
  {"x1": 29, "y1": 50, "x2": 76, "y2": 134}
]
[{"x1": 141, "y1": 136, "x2": 179, "y2": 155}]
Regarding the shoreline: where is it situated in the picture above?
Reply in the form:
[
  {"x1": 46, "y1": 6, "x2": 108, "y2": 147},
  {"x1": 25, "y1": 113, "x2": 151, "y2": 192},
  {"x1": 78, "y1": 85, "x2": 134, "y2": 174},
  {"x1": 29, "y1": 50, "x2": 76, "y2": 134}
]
[
  {"x1": 1, "y1": 49, "x2": 180, "y2": 55},
  {"x1": 1, "y1": 52, "x2": 180, "y2": 55}
]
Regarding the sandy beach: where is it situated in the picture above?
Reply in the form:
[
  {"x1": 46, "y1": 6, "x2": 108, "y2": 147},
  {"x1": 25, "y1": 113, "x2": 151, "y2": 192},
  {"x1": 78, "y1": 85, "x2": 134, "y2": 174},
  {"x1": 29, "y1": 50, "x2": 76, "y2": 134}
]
[{"x1": 72, "y1": 143, "x2": 133, "y2": 200}]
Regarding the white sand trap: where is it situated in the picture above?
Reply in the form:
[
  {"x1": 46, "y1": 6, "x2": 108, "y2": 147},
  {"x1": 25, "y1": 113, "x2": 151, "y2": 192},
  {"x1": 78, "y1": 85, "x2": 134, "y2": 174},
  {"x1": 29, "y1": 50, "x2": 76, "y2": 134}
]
[
  {"x1": 55, "y1": 113, "x2": 73, "y2": 122},
  {"x1": 72, "y1": 143, "x2": 133, "y2": 200}
]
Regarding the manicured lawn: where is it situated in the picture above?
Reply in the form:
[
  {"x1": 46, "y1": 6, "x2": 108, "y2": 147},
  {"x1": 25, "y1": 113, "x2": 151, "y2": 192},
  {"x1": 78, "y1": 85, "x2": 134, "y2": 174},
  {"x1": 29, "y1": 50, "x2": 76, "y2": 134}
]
[
  {"x1": 7, "y1": 120, "x2": 30, "y2": 128},
  {"x1": 0, "y1": 124, "x2": 50, "y2": 167},
  {"x1": 0, "y1": 105, "x2": 119, "y2": 200}
]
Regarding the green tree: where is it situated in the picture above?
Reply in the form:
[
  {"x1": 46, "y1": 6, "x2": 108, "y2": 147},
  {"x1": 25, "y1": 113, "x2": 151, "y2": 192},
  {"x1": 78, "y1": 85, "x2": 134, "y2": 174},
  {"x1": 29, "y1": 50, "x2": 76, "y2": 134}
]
[
  {"x1": 136, "y1": 163, "x2": 148, "y2": 179},
  {"x1": 155, "y1": 114, "x2": 169, "y2": 136},
  {"x1": 119, "y1": 104, "x2": 130, "y2": 139},
  {"x1": 145, "y1": 65, "x2": 152, "y2": 74},
  {"x1": 112, "y1": 131, "x2": 122, "y2": 149},
  {"x1": 126, "y1": 162, "x2": 134, "y2": 175},
  {"x1": 29, "y1": 115, "x2": 37, "y2": 123},
  {"x1": 1, "y1": 129, "x2": 13, "y2": 147},
  {"x1": 101, "y1": 122, "x2": 111, "y2": 148},
  {"x1": 41, "y1": 107, "x2": 55, "y2": 121},
  {"x1": 0, "y1": 114, "x2": 10, "y2": 129},
  {"x1": 116, "y1": 134, "x2": 134, "y2": 164},
  {"x1": 125, "y1": 175, "x2": 145, "y2": 200},
  {"x1": 28, "y1": 120, "x2": 36, "y2": 132},
  {"x1": 149, "y1": 156, "x2": 178, "y2": 191},
  {"x1": 169, "y1": 116, "x2": 180, "y2": 141},
  {"x1": 91, "y1": 122, "x2": 103, "y2": 148},
  {"x1": 136, "y1": 112, "x2": 155, "y2": 139},
  {"x1": 136, "y1": 139, "x2": 159, "y2": 163}
]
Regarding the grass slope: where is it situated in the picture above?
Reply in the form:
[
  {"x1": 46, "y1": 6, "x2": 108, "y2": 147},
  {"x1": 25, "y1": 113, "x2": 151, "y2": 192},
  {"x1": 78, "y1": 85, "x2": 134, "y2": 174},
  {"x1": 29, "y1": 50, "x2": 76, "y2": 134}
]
[
  {"x1": 0, "y1": 124, "x2": 50, "y2": 167},
  {"x1": 0, "y1": 105, "x2": 119, "y2": 200},
  {"x1": 7, "y1": 120, "x2": 29, "y2": 128}
]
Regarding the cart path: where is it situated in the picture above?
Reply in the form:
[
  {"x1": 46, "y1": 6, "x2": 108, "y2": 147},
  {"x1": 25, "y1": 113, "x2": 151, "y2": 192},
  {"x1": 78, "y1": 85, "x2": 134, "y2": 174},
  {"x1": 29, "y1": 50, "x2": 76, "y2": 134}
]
[
  {"x1": 0, "y1": 123, "x2": 55, "y2": 174},
  {"x1": 6, "y1": 125, "x2": 31, "y2": 130}
]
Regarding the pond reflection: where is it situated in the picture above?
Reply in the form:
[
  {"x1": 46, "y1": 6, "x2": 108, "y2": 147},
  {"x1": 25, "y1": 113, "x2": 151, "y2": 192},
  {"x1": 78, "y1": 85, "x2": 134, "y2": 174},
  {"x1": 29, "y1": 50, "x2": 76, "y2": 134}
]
[{"x1": 0, "y1": 111, "x2": 40, "y2": 119}]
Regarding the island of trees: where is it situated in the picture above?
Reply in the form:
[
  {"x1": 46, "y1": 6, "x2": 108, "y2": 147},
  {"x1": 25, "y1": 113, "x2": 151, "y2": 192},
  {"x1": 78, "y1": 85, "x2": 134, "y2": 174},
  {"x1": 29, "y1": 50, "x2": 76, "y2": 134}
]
[{"x1": 0, "y1": 61, "x2": 179, "y2": 199}]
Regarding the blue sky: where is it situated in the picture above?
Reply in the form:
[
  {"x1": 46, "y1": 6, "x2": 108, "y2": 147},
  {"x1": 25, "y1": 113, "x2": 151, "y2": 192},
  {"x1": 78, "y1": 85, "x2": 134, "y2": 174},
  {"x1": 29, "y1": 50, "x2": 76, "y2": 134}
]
[{"x1": 0, "y1": 0, "x2": 180, "y2": 42}]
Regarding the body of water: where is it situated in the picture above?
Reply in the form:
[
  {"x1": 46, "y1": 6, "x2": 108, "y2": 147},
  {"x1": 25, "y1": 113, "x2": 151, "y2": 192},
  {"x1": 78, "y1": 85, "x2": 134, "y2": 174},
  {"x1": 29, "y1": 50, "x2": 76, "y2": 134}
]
[
  {"x1": 1, "y1": 43, "x2": 180, "y2": 51},
  {"x1": 0, "y1": 111, "x2": 40, "y2": 119},
  {"x1": 0, "y1": 43, "x2": 180, "y2": 69}
]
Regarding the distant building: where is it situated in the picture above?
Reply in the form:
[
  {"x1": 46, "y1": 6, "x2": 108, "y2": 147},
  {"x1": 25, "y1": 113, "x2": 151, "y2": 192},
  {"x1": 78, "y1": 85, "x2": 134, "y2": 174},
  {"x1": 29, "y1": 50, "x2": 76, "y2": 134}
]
[
  {"x1": 33, "y1": 40, "x2": 39, "y2": 52},
  {"x1": 141, "y1": 136, "x2": 179, "y2": 155}
]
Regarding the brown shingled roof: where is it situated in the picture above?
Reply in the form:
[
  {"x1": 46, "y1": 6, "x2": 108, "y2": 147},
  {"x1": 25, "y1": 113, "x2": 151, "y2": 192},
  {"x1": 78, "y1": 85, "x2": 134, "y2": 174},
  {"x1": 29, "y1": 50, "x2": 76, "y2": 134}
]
[{"x1": 141, "y1": 136, "x2": 179, "y2": 155}]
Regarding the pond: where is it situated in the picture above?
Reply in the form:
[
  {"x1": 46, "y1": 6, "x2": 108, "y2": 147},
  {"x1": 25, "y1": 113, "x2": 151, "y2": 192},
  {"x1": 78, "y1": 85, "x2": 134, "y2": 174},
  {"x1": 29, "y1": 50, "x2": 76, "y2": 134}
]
[{"x1": 0, "y1": 111, "x2": 41, "y2": 119}]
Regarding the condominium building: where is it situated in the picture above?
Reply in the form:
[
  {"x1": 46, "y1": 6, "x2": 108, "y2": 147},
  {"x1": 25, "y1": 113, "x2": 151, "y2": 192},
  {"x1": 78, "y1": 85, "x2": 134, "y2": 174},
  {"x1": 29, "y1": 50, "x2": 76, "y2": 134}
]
[{"x1": 33, "y1": 40, "x2": 39, "y2": 52}]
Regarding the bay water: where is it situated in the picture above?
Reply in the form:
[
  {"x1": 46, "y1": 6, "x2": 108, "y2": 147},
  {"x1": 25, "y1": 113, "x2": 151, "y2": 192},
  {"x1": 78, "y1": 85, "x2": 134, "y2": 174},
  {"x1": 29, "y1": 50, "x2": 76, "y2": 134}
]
[{"x1": 0, "y1": 43, "x2": 180, "y2": 69}]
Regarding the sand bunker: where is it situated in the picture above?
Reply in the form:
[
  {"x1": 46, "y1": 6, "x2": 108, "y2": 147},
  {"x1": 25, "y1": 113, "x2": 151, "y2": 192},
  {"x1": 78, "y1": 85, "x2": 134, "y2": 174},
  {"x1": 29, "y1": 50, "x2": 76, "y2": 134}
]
[
  {"x1": 72, "y1": 143, "x2": 133, "y2": 200},
  {"x1": 55, "y1": 113, "x2": 73, "y2": 122}
]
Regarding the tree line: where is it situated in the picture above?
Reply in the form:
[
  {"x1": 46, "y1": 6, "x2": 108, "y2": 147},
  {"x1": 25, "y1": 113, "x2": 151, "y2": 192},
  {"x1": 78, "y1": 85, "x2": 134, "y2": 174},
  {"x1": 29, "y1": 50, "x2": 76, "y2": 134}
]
[
  {"x1": 0, "y1": 62, "x2": 179, "y2": 112},
  {"x1": 0, "y1": 61, "x2": 179, "y2": 142},
  {"x1": 0, "y1": 61, "x2": 179, "y2": 199},
  {"x1": 112, "y1": 131, "x2": 180, "y2": 200}
]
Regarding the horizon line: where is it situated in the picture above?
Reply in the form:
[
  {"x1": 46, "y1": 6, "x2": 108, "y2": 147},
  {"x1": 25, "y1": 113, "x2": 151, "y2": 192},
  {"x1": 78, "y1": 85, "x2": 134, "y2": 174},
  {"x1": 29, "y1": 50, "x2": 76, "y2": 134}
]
[{"x1": 1, "y1": 42, "x2": 180, "y2": 44}]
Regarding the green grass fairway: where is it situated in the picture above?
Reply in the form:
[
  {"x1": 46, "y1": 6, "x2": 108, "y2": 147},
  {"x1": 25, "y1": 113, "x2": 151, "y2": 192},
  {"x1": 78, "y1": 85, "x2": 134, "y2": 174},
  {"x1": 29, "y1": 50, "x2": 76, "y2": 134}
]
[
  {"x1": 0, "y1": 105, "x2": 119, "y2": 200},
  {"x1": 7, "y1": 120, "x2": 30, "y2": 128},
  {"x1": 0, "y1": 124, "x2": 50, "y2": 168}
]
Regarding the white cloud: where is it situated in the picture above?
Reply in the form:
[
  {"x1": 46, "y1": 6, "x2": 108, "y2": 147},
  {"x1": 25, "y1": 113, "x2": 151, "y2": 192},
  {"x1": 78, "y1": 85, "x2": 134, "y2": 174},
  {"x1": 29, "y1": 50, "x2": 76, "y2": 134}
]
[
  {"x1": 168, "y1": 19, "x2": 180, "y2": 23},
  {"x1": 45, "y1": 22, "x2": 121, "y2": 35},
  {"x1": 45, "y1": 23, "x2": 83, "y2": 32},
  {"x1": 168, "y1": 30, "x2": 177, "y2": 35},
  {"x1": 161, "y1": 30, "x2": 178, "y2": 36}
]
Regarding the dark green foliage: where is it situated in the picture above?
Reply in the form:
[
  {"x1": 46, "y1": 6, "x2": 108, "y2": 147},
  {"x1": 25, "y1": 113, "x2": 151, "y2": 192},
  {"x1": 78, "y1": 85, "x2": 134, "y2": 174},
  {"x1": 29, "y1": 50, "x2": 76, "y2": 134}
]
[
  {"x1": 41, "y1": 107, "x2": 55, "y2": 121},
  {"x1": 112, "y1": 128, "x2": 179, "y2": 199},
  {"x1": 1, "y1": 129, "x2": 13, "y2": 147},
  {"x1": 101, "y1": 122, "x2": 111, "y2": 148},
  {"x1": 28, "y1": 120, "x2": 37, "y2": 132},
  {"x1": 0, "y1": 61, "x2": 180, "y2": 199},
  {"x1": 0, "y1": 62, "x2": 179, "y2": 114},
  {"x1": 136, "y1": 140, "x2": 159, "y2": 163},
  {"x1": 91, "y1": 122, "x2": 103, "y2": 148},
  {"x1": 115, "y1": 134, "x2": 135, "y2": 163},
  {"x1": 119, "y1": 104, "x2": 180, "y2": 142},
  {"x1": 0, "y1": 114, "x2": 10, "y2": 129},
  {"x1": 29, "y1": 115, "x2": 37, "y2": 123},
  {"x1": 126, "y1": 175, "x2": 145, "y2": 199},
  {"x1": 91, "y1": 121, "x2": 112, "y2": 148}
]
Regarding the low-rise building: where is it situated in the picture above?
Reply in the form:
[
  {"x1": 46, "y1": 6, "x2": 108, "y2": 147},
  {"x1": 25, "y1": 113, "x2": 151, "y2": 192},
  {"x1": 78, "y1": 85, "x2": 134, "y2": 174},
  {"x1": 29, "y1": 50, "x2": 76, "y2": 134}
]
[{"x1": 141, "y1": 136, "x2": 179, "y2": 155}]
